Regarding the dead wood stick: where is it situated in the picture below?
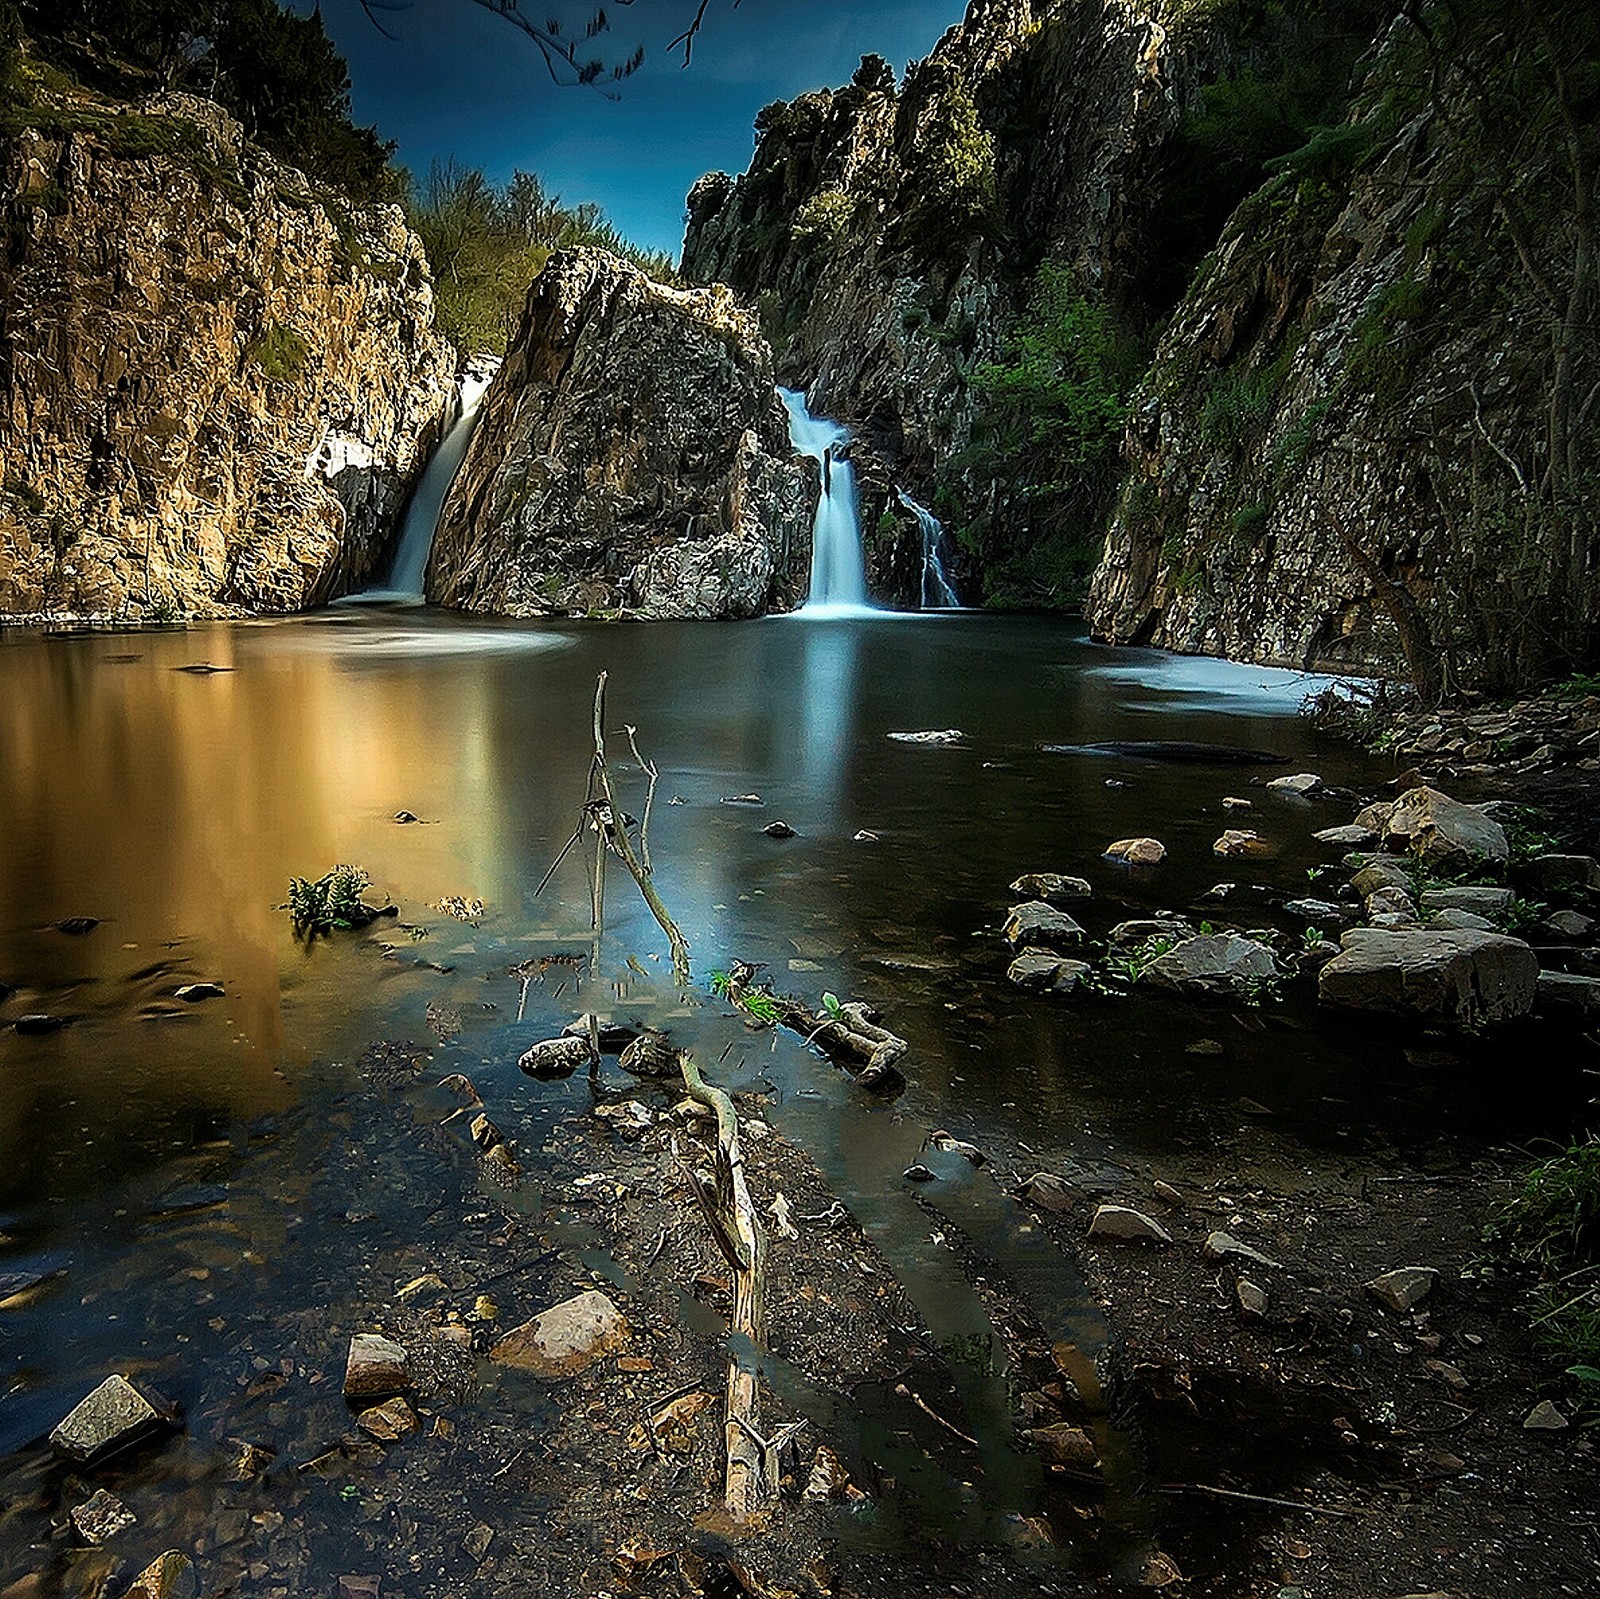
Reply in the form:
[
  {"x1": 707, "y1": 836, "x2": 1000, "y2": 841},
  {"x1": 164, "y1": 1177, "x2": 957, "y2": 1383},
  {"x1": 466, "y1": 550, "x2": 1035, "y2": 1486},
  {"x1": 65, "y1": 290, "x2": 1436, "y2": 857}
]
[
  {"x1": 1161, "y1": 1482, "x2": 1373, "y2": 1519},
  {"x1": 590, "y1": 673, "x2": 691, "y2": 986},
  {"x1": 676, "y1": 1047, "x2": 771, "y2": 1522},
  {"x1": 727, "y1": 963, "x2": 906, "y2": 1090}
]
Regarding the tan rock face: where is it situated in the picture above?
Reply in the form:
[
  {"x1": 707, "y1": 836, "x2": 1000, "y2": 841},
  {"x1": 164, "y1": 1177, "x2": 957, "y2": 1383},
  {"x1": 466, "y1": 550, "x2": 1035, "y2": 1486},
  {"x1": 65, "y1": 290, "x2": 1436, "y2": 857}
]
[
  {"x1": 428, "y1": 249, "x2": 813, "y2": 618},
  {"x1": 0, "y1": 94, "x2": 455, "y2": 619}
]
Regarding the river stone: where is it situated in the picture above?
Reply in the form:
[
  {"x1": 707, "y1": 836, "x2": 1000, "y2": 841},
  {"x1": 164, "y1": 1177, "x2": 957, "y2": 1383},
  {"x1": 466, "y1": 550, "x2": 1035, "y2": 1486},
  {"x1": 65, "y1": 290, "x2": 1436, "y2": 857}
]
[
  {"x1": 1007, "y1": 950, "x2": 1091, "y2": 993},
  {"x1": 1536, "y1": 971, "x2": 1600, "y2": 1012},
  {"x1": 1365, "y1": 1266, "x2": 1439, "y2": 1312},
  {"x1": 14, "y1": 1013, "x2": 67, "y2": 1034},
  {"x1": 1355, "y1": 800, "x2": 1395, "y2": 834},
  {"x1": 1419, "y1": 885, "x2": 1514, "y2": 916},
  {"x1": 1314, "y1": 823, "x2": 1376, "y2": 846},
  {"x1": 1212, "y1": 828, "x2": 1266, "y2": 857},
  {"x1": 1523, "y1": 1400, "x2": 1570, "y2": 1430},
  {"x1": 493, "y1": 1289, "x2": 629, "y2": 1376},
  {"x1": 1108, "y1": 917, "x2": 1194, "y2": 946},
  {"x1": 1143, "y1": 934, "x2": 1278, "y2": 1000},
  {"x1": 1009, "y1": 872, "x2": 1092, "y2": 903},
  {"x1": 1283, "y1": 898, "x2": 1351, "y2": 927},
  {"x1": 1003, "y1": 901, "x2": 1085, "y2": 951},
  {"x1": 1429, "y1": 908, "x2": 1496, "y2": 932},
  {"x1": 1352, "y1": 861, "x2": 1415, "y2": 900},
  {"x1": 1543, "y1": 909, "x2": 1596, "y2": 940},
  {"x1": 1267, "y1": 772, "x2": 1322, "y2": 795},
  {"x1": 357, "y1": 1397, "x2": 420, "y2": 1442},
  {"x1": 1364, "y1": 886, "x2": 1419, "y2": 922},
  {"x1": 517, "y1": 1036, "x2": 594, "y2": 1079},
  {"x1": 1383, "y1": 786, "x2": 1509, "y2": 863},
  {"x1": 50, "y1": 1375, "x2": 172, "y2": 1465},
  {"x1": 122, "y1": 1552, "x2": 195, "y2": 1599},
  {"x1": 1319, "y1": 928, "x2": 1538, "y2": 1024},
  {"x1": 1026, "y1": 1422, "x2": 1098, "y2": 1467},
  {"x1": 1526, "y1": 853, "x2": 1600, "y2": 893},
  {"x1": 70, "y1": 1489, "x2": 136, "y2": 1544},
  {"x1": 1203, "y1": 1231, "x2": 1282, "y2": 1270},
  {"x1": 1236, "y1": 1279, "x2": 1269, "y2": 1319},
  {"x1": 1087, "y1": 1204, "x2": 1172, "y2": 1244},
  {"x1": 618, "y1": 1032, "x2": 678, "y2": 1077},
  {"x1": 343, "y1": 1333, "x2": 410, "y2": 1398},
  {"x1": 1105, "y1": 837, "x2": 1166, "y2": 865}
]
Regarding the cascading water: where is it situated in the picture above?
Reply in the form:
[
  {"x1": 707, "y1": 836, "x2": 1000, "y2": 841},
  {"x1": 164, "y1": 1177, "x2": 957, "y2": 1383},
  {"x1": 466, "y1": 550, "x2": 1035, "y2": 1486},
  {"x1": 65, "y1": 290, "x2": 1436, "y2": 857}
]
[
  {"x1": 897, "y1": 489, "x2": 962, "y2": 609},
  {"x1": 778, "y1": 387, "x2": 873, "y2": 617},
  {"x1": 355, "y1": 366, "x2": 493, "y2": 603}
]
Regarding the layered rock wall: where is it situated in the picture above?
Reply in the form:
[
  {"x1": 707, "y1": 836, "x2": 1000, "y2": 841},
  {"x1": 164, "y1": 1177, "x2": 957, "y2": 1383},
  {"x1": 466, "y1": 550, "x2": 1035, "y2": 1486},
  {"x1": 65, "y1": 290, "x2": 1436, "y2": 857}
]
[
  {"x1": 0, "y1": 91, "x2": 455, "y2": 617},
  {"x1": 427, "y1": 248, "x2": 813, "y2": 619}
]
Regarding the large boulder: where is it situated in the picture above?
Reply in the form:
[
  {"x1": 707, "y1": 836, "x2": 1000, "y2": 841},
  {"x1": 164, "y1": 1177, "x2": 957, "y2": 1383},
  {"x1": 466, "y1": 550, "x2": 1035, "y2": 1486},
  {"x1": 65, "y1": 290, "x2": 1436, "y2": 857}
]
[
  {"x1": 1143, "y1": 934, "x2": 1279, "y2": 1000},
  {"x1": 428, "y1": 249, "x2": 813, "y2": 618},
  {"x1": 1381, "y1": 787, "x2": 1509, "y2": 865},
  {"x1": 1318, "y1": 928, "x2": 1537, "y2": 1024}
]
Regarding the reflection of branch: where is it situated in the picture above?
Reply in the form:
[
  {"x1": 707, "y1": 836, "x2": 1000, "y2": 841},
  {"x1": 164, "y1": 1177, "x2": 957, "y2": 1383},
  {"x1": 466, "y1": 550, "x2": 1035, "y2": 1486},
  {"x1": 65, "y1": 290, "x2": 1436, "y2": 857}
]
[{"x1": 462, "y1": 0, "x2": 643, "y2": 94}]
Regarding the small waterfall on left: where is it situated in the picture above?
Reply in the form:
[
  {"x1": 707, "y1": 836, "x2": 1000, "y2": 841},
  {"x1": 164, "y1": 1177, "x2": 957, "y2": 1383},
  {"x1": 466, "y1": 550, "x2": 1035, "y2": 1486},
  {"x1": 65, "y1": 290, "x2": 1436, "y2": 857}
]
[
  {"x1": 897, "y1": 489, "x2": 962, "y2": 609},
  {"x1": 353, "y1": 362, "x2": 494, "y2": 603}
]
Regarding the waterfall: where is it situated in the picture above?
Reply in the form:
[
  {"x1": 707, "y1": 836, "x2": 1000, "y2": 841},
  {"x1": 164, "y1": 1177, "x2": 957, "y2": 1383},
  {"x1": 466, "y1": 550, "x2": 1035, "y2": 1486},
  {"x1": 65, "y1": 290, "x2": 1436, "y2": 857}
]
[
  {"x1": 778, "y1": 387, "x2": 873, "y2": 617},
  {"x1": 897, "y1": 489, "x2": 962, "y2": 609},
  {"x1": 354, "y1": 365, "x2": 493, "y2": 603}
]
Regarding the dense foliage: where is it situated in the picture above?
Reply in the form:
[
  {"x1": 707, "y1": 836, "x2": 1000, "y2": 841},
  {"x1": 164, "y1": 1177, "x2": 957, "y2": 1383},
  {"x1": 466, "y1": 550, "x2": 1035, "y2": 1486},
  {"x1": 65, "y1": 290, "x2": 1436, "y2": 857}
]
[
  {"x1": 11, "y1": 0, "x2": 395, "y2": 197},
  {"x1": 951, "y1": 262, "x2": 1143, "y2": 606},
  {"x1": 406, "y1": 161, "x2": 675, "y2": 355}
]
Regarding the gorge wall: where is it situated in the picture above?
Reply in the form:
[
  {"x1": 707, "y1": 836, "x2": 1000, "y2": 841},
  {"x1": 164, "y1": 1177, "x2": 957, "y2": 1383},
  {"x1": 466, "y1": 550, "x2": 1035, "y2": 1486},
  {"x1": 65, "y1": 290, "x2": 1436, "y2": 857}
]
[
  {"x1": 0, "y1": 90, "x2": 455, "y2": 618},
  {"x1": 1087, "y1": 5, "x2": 1599, "y2": 693},
  {"x1": 427, "y1": 248, "x2": 813, "y2": 620},
  {"x1": 681, "y1": 0, "x2": 1200, "y2": 608}
]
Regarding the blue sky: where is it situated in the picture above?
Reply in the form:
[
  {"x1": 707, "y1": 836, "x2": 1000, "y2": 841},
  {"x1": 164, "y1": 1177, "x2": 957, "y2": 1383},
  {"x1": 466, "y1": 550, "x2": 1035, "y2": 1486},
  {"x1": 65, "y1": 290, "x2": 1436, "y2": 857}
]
[{"x1": 314, "y1": 0, "x2": 970, "y2": 258}]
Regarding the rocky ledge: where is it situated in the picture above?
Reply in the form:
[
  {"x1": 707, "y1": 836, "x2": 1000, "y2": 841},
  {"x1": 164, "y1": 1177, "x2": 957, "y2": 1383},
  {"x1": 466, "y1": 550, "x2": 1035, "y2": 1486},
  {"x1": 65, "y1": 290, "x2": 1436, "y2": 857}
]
[
  {"x1": 427, "y1": 249, "x2": 814, "y2": 619},
  {"x1": 0, "y1": 92, "x2": 455, "y2": 618}
]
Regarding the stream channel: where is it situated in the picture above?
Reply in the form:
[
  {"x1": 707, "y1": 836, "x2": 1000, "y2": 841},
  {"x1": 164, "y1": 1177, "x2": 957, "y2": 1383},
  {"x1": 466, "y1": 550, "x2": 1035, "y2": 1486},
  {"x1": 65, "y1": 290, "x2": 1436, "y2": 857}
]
[{"x1": 0, "y1": 610, "x2": 1576, "y2": 1590}]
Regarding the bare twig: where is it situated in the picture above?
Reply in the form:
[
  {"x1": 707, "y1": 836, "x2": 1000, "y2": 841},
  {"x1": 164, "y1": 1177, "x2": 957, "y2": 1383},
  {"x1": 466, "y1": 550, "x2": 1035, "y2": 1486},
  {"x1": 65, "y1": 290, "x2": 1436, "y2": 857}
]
[{"x1": 1162, "y1": 1482, "x2": 1373, "y2": 1518}]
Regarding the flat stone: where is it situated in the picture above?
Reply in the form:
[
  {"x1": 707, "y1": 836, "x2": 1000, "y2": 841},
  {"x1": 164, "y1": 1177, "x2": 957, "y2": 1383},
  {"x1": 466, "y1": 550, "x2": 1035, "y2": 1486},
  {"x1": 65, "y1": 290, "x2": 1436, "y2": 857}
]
[
  {"x1": 1267, "y1": 772, "x2": 1322, "y2": 795},
  {"x1": 1284, "y1": 898, "x2": 1350, "y2": 925},
  {"x1": 1352, "y1": 861, "x2": 1415, "y2": 900},
  {"x1": 343, "y1": 1333, "x2": 410, "y2": 1399},
  {"x1": 356, "y1": 1397, "x2": 420, "y2": 1442},
  {"x1": 1008, "y1": 872, "x2": 1092, "y2": 903},
  {"x1": 122, "y1": 1552, "x2": 195, "y2": 1599},
  {"x1": 517, "y1": 1036, "x2": 594, "y2": 1079},
  {"x1": 1365, "y1": 1266, "x2": 1439, "y2": 1313},
  {"x1": 1026, "y1": 1422, "x2": 1098, "y2": 1467},
  {"x1": 1002, "y1": 901, "x2": 1085, "y2": 951},
  {"x1": 1319, "y1": 929, "x2": 1538, "y2": 1024},
  {"x1": 762, "y1": 820, "x2": 797, "y2": 838},
  {"x1": 173, "y1": 982, "x2": 225, "y2": 1002},
  {"x1": 1006, "y1": 950, "x2": 1092, "y2": 992},
  {"x1": 1355, "y1": 800, "x2": 1395, "y2": 834},
  {"x1": 1087, "y1": 1204, "x2": 1172, "y2": 1245},
  {"x1": 491, "y1": 1289, "x2": 629, "y2": 1377},
  {"x1": 1235, "y1": 1279, "x2": 1268, "y2": 1318},
  {"x1": 1143, "y1": 934, "x2": 1279, "y2": 1000},
  {"x1": 1525, "y1": 853, "x2": 1600, "y2": 893},
  {"x1": 1543, "y1": 909, "x2": 1596, "y2": 940},
  {"x1": 50, "y1": 1375, "x2": 171, "y2": 1465},
  {"x1": 1430, "y1": 908, "x2": 1495, "y2": 932},
  {"x1": 1204, "y1": 1231, "x2": 1282, "y2": 1270},
  {"x1": 1364, "y1": 886, "x2": 1419, "y2": 922},
  {"x1": 887, "y1": 729, "x2": 964, "y2": 744},
  {"x1": 1314, "y1": 823, "x2": 1375, "y2": 846},
  {"x1": 1019, "y1": 1172, "x2": 1076, "y2": 1212},
  {"x1": 1536, "y1": 971, "x2": 1600, "y2": 1011},
  {"x1": 1222, "y1": 795, "x2": 1254, "y2": 810},
  {"x1": 1523, "y1": 1400, "x2": 1569, "y2": 1430},
  {"x1": 69, "y1": 1489, "x2": 136, "y2": 1544},
  {"x1": 1108, "y1": 917, "x2": 1194, "y2": 946},
  {"x1": 1104, "y1": 836, "x2": 1166, "y2": 866},
  {"x1": 1420, "y1": 885, "x2": 1514, "y2": 915},
  {"x1": 1383, "y1": 786, "x2": 1509, "y2": 863},
  {"x1": 463, "y1": 1525, "x2": 495, "y2": 1563}
]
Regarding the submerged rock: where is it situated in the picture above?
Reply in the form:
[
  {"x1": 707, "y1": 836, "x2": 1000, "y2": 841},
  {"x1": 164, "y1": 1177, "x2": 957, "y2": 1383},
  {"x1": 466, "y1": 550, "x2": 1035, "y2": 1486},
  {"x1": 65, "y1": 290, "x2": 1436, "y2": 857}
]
[
  {"x1": 50, "y1": 1375, "x2": 175, "y2": 1465},
  {"x1": 427, "y1": 249, "x2": 811, "y2": 618},
  {"x1": 1266, "y1": 772, "x2": 1322, "y2": 796},
  {"x1": 121, "y1": 1552, "x2": 195, "y2": 1599},
  {"x1": 1319, "y1": 928, "x2": 1537, "y2": 1024},
  {"x1": 1009, "y1": 872, "x2": 1093, "y2": 903},
  {"x1": 343, "y1": 1333, "x2": 410, "y2": 1399},
  {"x1": 518, "y1": 1036, "x2": 595, "y2": 1079},
  {"x1": 1002, "y1": 901, "x2": 1085, "y2": 951},
  {"x1": 69, "y1": 1489, "x2": 136, "y2": 1544},
  {"x1": 1007, "y1": 950, "x2": 1091, "y2": 993},
  {"x1": 491, "y1": 1289, "x2": 629, "y2": 1377}
]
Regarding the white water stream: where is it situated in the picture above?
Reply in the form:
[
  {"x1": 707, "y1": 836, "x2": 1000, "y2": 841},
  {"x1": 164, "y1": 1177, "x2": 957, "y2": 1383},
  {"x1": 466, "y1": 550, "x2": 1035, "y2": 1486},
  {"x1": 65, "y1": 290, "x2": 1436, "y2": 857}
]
[
  {"x1": 779, "y1": 387, "x2": 874, "y2": 618},
  {"x1": 897, "y1": 489, "x2": 962, "y2": 609},
  {"x1": 353, "y1": 369, "x2": 492, "y2": 603}
]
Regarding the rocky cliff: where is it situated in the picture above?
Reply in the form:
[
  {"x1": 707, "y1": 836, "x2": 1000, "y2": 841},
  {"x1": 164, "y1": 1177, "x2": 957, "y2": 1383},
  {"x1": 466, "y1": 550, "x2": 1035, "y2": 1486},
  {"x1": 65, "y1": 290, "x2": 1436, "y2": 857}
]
[
  {"x1": 427, "y1": 248, "x2": 813, "y2": 620},
  {"x1": 0, "y1": 90, "x2": 455, "y2": 618},
  {"x1": 1087, "y1": 5, "x2": 1599, "y2": 692},
  {"x1": 681, "y1": 0, "x2": 1199, "y2": 605}
]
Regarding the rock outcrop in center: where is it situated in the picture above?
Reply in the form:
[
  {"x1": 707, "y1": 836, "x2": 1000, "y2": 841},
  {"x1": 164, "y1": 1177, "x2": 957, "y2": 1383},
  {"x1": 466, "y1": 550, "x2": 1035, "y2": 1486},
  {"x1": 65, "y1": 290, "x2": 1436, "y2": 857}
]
[{"x1": 427, "y1": 249, "x2": 814, "y2": 619}]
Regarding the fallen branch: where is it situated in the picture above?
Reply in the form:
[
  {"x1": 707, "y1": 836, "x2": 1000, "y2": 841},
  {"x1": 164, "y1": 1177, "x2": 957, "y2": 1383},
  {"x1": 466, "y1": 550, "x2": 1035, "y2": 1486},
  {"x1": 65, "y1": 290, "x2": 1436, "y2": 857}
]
[
  {"x1": 726, "y1": 962, "x2": 907, "y2": 1092},
  {"x1": 1161, "y1": 1482, "x2": 1374, "y2": 1519},
  {"x1": 676, "y1": 1047, "x2": 771, "y2": 1521}
]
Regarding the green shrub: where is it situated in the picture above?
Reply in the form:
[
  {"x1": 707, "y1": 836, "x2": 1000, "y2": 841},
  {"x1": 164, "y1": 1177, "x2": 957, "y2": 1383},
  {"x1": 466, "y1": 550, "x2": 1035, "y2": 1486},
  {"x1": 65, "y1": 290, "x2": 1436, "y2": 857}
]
[
  {"x1": 792, "y1": 188, "x2": 855, "y2": 248},
  {"x1": 285, "y1": 864, "x2": 375, "y2": 936},
  {"x1": 247, "y1": 321, "x2": 309, "y2": 382}
]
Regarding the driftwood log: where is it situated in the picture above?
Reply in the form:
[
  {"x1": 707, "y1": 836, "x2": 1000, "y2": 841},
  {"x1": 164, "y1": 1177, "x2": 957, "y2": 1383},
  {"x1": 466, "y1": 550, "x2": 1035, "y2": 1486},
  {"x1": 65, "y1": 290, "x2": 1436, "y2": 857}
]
[
  {"x1": 727, "y1": 962, "x2": 907, "y2": 1093},
  {"x1": 674, "y1": 1048, "x2": 774, "y2": 1521}
]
